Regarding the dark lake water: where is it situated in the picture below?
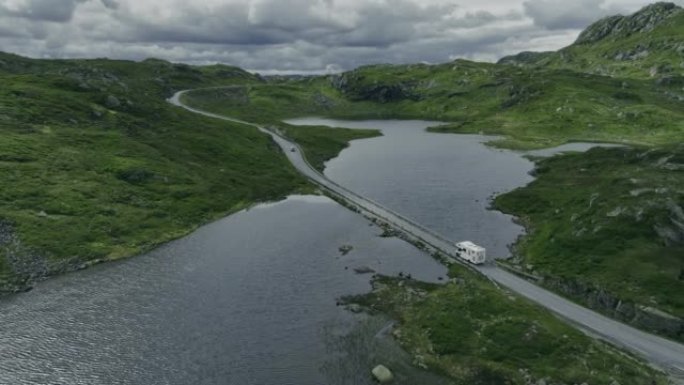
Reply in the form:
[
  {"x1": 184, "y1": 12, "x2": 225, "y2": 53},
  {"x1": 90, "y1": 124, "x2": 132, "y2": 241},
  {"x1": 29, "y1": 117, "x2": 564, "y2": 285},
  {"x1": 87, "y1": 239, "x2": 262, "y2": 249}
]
[
  {"x1": 0, "y1": 195, "x2": 448, "y2": 385},
  {"x1": 1, "y1": 119, "x2": 611, "y2": 385},
  {"x1": 285, "y1": 118, "x2": 537, "y2": 259}
]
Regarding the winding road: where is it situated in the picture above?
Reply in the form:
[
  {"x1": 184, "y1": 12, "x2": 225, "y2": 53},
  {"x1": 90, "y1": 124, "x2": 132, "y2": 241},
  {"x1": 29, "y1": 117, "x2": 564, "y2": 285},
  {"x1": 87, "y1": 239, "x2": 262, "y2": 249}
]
[{"x1": 169, "y1": 90, "x2": 684, "y2": 379}]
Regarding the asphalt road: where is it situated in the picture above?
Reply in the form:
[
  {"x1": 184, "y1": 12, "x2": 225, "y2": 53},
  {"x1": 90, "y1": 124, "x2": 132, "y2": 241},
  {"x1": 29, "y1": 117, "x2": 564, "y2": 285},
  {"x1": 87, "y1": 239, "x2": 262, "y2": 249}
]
[{"x1": 169, "y1": 90, "x2": 684, "y2": 379}]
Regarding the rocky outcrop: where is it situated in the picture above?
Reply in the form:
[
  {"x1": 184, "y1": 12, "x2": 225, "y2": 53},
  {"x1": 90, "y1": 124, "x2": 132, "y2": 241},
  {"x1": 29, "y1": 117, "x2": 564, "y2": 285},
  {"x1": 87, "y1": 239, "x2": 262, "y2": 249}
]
[
  {"x1": 329, "y1": 72, "x2": 420, "y2": 103},
  {"x1": 501, "y1": 84, "x2": 543, "y2": 109},
  {"x1": 543, "y1": 276, "x2": 683, "y2": 340},
  {"x1": 576, "y1": 2, "x2": 682, "y2": 45},
  {"x1": 105, "y1": 94, "x2": 121, "y2": 109},
  {"x1": 0, "y1": 219, "x2": 93, "y2": 296},
  {"x1": 497, "y1": 51, "x2": 553, "y2": 67},
  {"x1": 0, "y1": 219, "x2": 49, "y2": 291}
]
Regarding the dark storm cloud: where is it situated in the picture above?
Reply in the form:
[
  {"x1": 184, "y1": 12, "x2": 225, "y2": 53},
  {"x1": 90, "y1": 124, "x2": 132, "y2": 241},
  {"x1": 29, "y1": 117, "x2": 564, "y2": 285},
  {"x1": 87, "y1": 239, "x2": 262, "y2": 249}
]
[
  {"x1": 107, "y1": 0, "x2": 457, "y2": 48},
  {"x1": 0, "y1": 0, "x2": 87, "y2": 22},
  {"x1": 0, "y1": 0, "x2": 669, "y2": 73},
  {"x1": 100, "y1": 0, "x2": 118, "y2": 10}
]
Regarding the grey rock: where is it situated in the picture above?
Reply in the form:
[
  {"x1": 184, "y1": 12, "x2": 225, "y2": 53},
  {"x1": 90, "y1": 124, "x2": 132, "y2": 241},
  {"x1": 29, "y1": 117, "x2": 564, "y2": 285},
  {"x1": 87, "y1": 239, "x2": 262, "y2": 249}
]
[
  {"x1": 371, "y1": 365, "x2": 394, "y2": 383},
  {"x1": 105, "y1": 95, "x2": 121, "y2": 109},
  {"x1": 312, "y1": 92, "x2": 335, "y2": 109},
  {"x1": 338, "y1": 245, "x2": 353, "y2": 256},
  {"x1": 544, "y1": 276, "x2": 684, "y2": 339},
  {"x1": 497, "y1": 51, "x2": 553, "y2": 67},
  {"x1": 606, "y1": 207, "x2": 626, "y2": 217},
  {"x1": 650, "y1": 66, "x2": 660, "y2": 77}
]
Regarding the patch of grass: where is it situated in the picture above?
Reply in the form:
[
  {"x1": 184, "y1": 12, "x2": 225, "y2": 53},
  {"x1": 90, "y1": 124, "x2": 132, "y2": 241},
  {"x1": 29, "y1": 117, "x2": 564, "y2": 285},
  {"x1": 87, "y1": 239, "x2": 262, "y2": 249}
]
[
  {"x1": 348, "y1": 273, "x2": 666, "y2": 385},
  {"x1": 276, "y1": 123, "x2": 381, "y2": 171}
]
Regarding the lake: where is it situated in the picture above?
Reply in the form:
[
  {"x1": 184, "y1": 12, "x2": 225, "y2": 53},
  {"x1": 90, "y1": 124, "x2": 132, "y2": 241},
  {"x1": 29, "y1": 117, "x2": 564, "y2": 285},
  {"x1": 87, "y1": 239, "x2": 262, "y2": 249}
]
[{"x1": 1, "y1": 118, "x2": 608, "y2": 384}]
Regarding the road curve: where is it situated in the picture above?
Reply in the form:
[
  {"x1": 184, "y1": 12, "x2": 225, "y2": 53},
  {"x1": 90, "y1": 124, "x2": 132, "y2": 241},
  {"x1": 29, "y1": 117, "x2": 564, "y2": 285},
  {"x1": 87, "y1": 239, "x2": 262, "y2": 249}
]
[{"x1": 168, "y1": 90, "x2": 684, "y2": 379}]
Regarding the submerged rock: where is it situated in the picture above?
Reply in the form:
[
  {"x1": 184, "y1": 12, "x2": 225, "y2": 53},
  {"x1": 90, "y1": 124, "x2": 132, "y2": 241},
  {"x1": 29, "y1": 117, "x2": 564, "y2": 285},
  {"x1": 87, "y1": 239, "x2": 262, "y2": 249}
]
[
  {"x1": 353, "y1": 266, "x2": 376, "y2": 275},
  {"x1": 338, "y1": 245, "x2": 353, "y2": 255}
]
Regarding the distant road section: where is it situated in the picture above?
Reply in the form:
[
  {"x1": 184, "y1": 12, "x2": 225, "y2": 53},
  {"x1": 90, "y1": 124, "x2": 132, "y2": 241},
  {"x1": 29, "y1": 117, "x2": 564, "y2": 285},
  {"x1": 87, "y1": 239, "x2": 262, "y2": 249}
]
[{"x1": 169, "y1": 90, "x2": 684, "y2": 380}]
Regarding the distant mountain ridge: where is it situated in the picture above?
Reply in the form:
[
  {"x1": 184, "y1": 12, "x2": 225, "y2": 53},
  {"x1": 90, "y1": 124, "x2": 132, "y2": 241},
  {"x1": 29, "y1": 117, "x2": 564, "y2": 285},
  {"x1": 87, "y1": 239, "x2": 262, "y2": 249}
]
[{"x1": 498, "y1": 2, "x2": 684, "y2": 78}]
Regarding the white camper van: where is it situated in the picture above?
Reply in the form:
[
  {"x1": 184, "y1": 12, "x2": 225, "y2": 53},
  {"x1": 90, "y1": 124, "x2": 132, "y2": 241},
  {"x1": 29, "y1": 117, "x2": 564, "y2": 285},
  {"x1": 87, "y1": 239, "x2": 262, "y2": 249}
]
[{"x1": 455, "y1": 241, "x2": 486, "y2": 265}]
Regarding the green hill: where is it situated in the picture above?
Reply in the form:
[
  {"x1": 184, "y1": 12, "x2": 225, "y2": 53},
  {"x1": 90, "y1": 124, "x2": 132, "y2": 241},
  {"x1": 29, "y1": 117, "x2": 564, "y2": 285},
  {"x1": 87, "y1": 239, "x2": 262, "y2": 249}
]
[
  {"x1": 187, "y1": 58, "x2": 684, "y2": 150},
  {"x1": 499, "y1": 2, "x2": 684, "y2": 79},
  {"x1": 0, "y1": 54, "x2": 313, "y2": 293}
]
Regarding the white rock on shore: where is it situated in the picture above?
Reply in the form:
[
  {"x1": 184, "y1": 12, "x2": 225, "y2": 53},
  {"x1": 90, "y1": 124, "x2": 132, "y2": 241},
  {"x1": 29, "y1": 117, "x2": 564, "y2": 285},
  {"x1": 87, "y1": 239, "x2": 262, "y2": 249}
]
[{"x1": 371, "y1": 365, "x2": 394, "y2": 383}]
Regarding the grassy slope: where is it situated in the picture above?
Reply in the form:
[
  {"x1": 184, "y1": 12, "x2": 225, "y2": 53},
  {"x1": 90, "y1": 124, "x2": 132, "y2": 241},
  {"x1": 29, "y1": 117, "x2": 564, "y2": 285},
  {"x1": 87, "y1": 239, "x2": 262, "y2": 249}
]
[
  {"x1": 346, "y1": 271, "x2": 666, "y2": 385},
  {"x1": 495, "y1": 146, "x2": 684, "y2": 332},
  {"x1": 186, "y1": 60, "x2": 684, "y2": 151},
  {"x1": 180, "y1": 86, "x2": 381, "y2": 172},
  {"x1": 0, "y1": 55, "x2": 311, "y2": 289},
  {"x1": 278, "y1": 124, "x2": 380, "y2": 172},
  {"x1": 332, "y1": 62, "x2": 684, "y2": 149},
  {"x1": 525, "y1": 6, "x2": 684, "y2": 80}
]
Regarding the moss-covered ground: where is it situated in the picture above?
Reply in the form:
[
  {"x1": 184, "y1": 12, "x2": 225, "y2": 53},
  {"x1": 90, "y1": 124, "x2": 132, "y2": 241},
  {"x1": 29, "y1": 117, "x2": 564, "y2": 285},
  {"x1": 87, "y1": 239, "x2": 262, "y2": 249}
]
[
  {"x1": 346, "y1": 271, "x2": 667, "y2": 385},
  {"x1": 0, "y1": 55, "x2": 317, "y2": 289},
  {"x1": 495, "y1": 146, "x2": 684, "y2": 340},
  {"x1": 277, "y1": 123, "x2": 380, "y2": 172}
]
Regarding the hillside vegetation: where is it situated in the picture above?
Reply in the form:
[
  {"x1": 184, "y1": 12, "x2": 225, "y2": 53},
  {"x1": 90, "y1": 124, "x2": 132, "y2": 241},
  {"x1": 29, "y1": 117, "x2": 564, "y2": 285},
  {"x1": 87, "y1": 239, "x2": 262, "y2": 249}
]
[
  {"x1": 345, "y1": 272, "x2": 666, "y2": 385},
  {"x1": 499, "y1": 2, "x2": 684, "y2": 80},
  {"x1": 187, "y1": 14, "x2": 684, "y2": 150},
  {"x1": 496, "y1": 146, "x2": 684, "y2": 339},
  {"x1": 0, "y1": 2, "x2": 682, "y2": 382},
  {"x1": 0, "y1": 54, "x2": 312, "y2": 293}
]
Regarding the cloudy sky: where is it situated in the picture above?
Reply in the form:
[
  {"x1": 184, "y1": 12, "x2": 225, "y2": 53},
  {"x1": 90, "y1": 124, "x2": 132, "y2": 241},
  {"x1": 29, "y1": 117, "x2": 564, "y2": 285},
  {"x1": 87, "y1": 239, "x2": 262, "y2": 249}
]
[{"x1": 0, "y1": 0, "x2": 681, "y2": 73}]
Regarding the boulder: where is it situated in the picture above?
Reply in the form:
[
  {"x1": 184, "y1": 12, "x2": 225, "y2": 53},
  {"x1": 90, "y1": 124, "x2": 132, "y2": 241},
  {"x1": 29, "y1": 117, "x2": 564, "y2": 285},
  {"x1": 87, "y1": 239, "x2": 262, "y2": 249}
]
[
  {"x1": 371, "y1": 365, "x2": 394, "y2": 383},
  {"x1": 105, "y1": 95, "x2": 121, "y2": 108}
]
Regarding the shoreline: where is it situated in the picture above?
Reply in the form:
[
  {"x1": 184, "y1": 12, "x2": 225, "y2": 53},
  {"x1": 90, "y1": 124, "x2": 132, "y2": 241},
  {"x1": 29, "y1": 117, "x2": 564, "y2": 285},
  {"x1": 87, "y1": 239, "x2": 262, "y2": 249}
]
[{"x1": 0, "y1": 193, "x2": 308, "y2": 297}]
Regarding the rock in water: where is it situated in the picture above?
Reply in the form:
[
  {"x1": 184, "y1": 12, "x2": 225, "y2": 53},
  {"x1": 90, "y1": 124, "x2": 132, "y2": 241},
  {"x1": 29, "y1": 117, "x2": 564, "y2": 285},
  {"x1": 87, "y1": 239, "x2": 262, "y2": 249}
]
[
  {"x1": 338, "y1": 244, "x2": 353, "y2": 255},
  {"x1": 371, "y1": 365, "x2": 394, "y2": 383}
]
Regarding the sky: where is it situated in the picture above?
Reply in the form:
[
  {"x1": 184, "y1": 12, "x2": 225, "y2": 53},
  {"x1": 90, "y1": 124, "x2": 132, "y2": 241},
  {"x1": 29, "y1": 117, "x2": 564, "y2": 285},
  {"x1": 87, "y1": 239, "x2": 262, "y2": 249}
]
[{"x1": 0, "y1": 0, "x2": 681, "y2": 74}]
